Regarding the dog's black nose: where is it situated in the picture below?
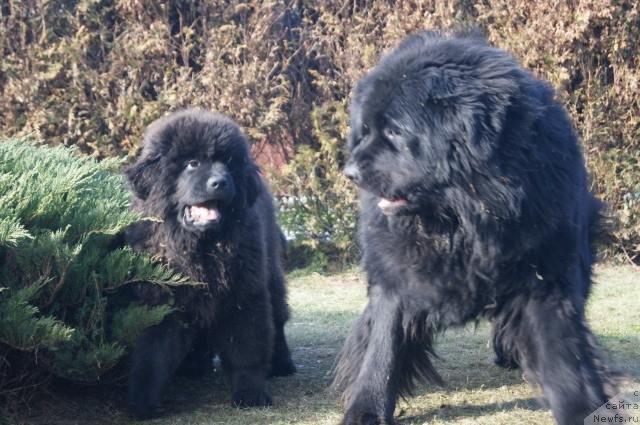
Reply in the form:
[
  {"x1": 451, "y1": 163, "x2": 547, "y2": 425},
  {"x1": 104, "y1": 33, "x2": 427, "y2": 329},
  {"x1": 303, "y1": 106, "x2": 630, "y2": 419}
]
[
  {"x1": 208, "y1": 175, "x2": 228, "y2": 190},
  {"x1": 343, "y1": 162, "x2": 361, "y2": 183}
]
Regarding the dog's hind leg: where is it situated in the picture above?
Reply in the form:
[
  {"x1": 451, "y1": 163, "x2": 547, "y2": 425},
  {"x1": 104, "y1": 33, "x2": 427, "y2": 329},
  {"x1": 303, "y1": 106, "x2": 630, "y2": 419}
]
[
  {"x1": 510, "y1": 288, "x2": 612, "y2": 425},
  {"x1": 267, "y1": 272, "x2": 296, "y2": 377},
  {"x1": 270, "y1": 317, "x2": 296, "y2": 377}
]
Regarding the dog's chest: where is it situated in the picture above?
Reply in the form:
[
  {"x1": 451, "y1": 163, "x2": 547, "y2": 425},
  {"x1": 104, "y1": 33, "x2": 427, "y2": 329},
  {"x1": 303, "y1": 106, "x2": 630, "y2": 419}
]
[
  {"x1": 370, "y1": 224, "x2": 498, "y2": 324},
  {"x1": 169, "y1": 244, "x2": 235, "y2": 290}
]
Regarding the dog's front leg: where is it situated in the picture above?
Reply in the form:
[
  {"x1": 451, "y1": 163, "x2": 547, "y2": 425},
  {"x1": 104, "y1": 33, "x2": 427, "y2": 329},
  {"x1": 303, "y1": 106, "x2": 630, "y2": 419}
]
[
  {"x1": 339, "y1": 286, "x2": 403, "y2": 425},
  {"x1": 219, "y1": 288, "x2": 274, "y2": 408},
  {"x1": 128, "y1": 314, "x2": 196, "y2": 419}
]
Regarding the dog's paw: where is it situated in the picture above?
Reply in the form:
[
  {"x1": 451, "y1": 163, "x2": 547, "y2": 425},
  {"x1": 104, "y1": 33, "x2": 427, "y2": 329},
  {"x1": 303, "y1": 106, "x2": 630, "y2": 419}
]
[
  {"x1": 493, "y1": 355, "x2": 520, "y2": 370},
  {"x1": 128, "y1": 388, "x2": 163, "y2": 420},
  {"x1": 129, "y1": 402, "x2": 163, "y2": 421},
  {"x1": 341, "y1": 410, "x2": 394, "y2": 425},
  {"x1": 232, "y1": 388, "x2": 273, "y2": 408},
  {"x1": 269, "y1": 356, "x2": 297, "y2": 377}
]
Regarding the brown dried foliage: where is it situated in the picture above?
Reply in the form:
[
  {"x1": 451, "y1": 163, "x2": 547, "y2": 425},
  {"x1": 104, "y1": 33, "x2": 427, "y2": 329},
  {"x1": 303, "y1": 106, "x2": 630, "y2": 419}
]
[{"x1": 0, "y1": 0, "x2": 638, "y2": 260}]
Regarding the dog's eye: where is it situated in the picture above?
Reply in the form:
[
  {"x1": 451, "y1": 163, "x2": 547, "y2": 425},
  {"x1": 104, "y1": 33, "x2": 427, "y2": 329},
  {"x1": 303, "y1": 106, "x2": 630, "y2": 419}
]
[
  {"x1": 383, "y1": 126, "x2": 401, "y2": 140},
  {"x1": 186, "y1": 160, "x2": 200, "y2": 169},
  {"x1": 351, "y1": 124, "x2": 370, "y2": 148}
]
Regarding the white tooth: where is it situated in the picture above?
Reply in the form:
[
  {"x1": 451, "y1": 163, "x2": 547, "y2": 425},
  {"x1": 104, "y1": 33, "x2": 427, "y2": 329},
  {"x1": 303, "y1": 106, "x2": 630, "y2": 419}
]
[
  {"x1": 378, "y1": 198, "x2": 393, "y2": 209},
  {"x1": 378, "y1": 198, "x2": 407, "y2": 212},
  {"x1": 203, "y1": 208, "x2": 219, "y2": 220},
  {"x1": 190, "y1": 205, "x2": 220, "y2": 222}
]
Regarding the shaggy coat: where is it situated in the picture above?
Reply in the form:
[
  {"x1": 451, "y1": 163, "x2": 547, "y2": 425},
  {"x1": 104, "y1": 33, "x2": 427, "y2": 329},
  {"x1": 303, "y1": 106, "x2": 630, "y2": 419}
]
[
  {"x1": 124, "y1": 110, "x2": 295, "y2": 418},
  {"x1": 334, "y1": 32, "x2": 617, "y2": 425}
]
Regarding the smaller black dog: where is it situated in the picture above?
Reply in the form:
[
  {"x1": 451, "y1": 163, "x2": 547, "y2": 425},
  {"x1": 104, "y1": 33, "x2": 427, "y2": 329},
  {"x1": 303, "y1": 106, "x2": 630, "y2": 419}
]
[{"x1": 125, "y1": 109, "x2": 295, "y2": 418}]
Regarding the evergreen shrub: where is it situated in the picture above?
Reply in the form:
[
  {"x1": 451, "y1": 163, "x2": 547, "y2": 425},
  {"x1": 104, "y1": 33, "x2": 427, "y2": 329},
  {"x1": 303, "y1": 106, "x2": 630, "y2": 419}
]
[{"x1": 0, "y1": 139, "x2": 195, "y2": 402}]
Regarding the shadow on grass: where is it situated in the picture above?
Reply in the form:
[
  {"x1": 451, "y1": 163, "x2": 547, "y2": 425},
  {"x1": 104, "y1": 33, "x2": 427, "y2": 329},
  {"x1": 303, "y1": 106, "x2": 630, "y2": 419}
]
[
  {"x1": 397, "y1": 396, "x2": 544, "y2": 424},
  {"x1": 11, "y1": 273, "x2": 640, "y2": 424},
  {"x1": 291, "y1": 306, "x2": 640, "y2": 396},
  {"x1": 597, "y1": 334, "x2": 640, "y2": 379},
  {"x1": 150, "y1": 328, "x2": 638, "y2": 424}
]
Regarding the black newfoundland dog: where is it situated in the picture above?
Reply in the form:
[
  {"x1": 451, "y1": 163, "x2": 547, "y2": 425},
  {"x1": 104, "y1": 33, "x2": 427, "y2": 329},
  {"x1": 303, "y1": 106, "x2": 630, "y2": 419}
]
[
  {"x1": 124, "y1": 109, "x2": 295, "y2": 418},
  {"x1": 335, "y1": 32, "x2": 617, "y2": 425}
]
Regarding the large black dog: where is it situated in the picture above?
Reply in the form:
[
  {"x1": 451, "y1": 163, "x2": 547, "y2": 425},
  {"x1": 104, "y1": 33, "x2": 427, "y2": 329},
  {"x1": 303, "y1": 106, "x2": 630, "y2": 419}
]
[
  {"x1": 335, "y1": 32, "x2": 617, "y2": 425},
  {"x1": 124, "y1": 109, "x2": 295, "y2": 418}
]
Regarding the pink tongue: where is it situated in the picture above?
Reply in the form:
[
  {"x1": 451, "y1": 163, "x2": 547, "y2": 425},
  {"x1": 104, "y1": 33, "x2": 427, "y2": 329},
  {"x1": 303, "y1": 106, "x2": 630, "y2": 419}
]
[
  {"x1": 378, "y1": 198, "x2": 407, "y2": 210},
  {"x1": 190, "y1": 205, "x2": 219, "y2": 222}
]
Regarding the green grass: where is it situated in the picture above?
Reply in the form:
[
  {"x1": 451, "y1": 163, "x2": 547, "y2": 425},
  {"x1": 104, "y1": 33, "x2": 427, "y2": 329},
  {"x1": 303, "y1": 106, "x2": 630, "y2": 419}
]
[{"x1": 12, "y1": 265, "x2": 640, "y2": 425}]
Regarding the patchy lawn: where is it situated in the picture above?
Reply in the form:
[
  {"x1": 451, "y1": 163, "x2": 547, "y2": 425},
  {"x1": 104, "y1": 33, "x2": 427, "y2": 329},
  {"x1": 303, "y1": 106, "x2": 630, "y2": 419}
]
[{"x1": 10, "y1": 265, "x2": 640, "y2": 425}]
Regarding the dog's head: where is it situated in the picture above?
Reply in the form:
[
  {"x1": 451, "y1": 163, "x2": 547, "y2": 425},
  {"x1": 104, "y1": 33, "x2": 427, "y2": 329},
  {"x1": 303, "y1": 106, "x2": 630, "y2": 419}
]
[
  {"x1": 344, "y1": 31, "x2": 531, "y2": 220},
  {"x1": 126, "y1": 109, "x2": 262, "y2": 234}
]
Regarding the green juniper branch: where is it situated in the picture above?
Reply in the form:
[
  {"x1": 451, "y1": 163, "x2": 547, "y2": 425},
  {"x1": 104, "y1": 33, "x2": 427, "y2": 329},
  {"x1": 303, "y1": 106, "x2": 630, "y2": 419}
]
[{"x1": 0, "y1": 139, "x2": 200, "y2": 399}]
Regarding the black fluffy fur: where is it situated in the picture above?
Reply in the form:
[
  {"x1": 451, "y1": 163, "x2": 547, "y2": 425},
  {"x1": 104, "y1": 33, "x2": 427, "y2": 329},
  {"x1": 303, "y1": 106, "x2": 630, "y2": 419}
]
[
  {"x1": 124, "y1": 109, "x2": 295, "y2": 419},
  {"x1": 334, "y1": 31, "x2": 618, "y2": 425}
]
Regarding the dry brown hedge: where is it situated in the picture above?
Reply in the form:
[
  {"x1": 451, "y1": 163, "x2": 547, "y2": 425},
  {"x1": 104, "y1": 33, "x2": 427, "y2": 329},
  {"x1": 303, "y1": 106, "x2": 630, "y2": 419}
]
[{"x1": 1, "y1": 0, "x2": 638, "y2": 261}]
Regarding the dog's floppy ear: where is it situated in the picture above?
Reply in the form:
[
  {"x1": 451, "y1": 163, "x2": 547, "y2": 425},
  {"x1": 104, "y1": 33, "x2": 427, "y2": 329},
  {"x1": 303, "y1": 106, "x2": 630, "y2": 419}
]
[
  {"x1": 124, "y1": 154, "x2": 161, "y2": 200},
  {"x1": 244, "y1": 163, "x2": 263, "y2": 207}
]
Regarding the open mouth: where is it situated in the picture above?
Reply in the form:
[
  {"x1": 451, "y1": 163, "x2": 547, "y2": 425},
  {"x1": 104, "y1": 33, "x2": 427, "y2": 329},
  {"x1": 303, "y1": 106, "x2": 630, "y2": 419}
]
[
  {"x1": 183, "y1": 201, "x2": 222, "y2": 228},
  {"x1": 377, "y1": 197, "x2": 408, "y2": 215}
]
